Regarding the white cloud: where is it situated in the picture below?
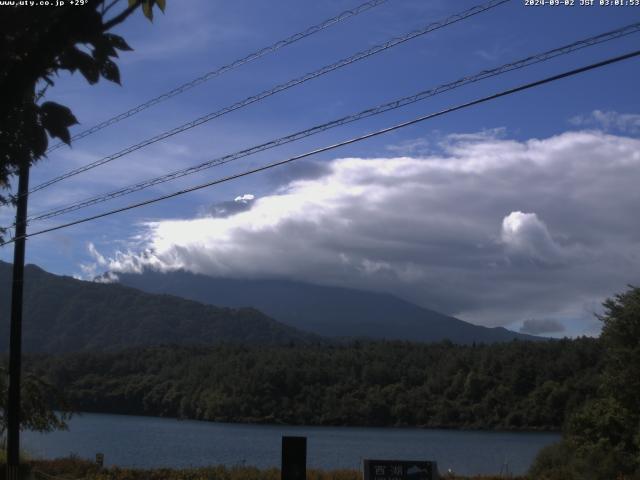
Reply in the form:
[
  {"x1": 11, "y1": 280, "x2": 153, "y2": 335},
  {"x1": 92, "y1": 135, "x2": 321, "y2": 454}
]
[
  {"x1": 570, "y1": 110, "x2": 640, "y2": 135},
  {"x1": 500, "y1": 211, "x2": 564, "y2": 264},
  {"x1": 78, "y1": 242, "x2": 108, "y2": 279},
  {"x1": 385, "y1": 138, "x2": 431, "y2": 156},
  {"x1": 88, "y1": 242, "x2": 107, "y2": 266},
  {"x1": 91, "y1": 129, "x2": 640, "y2": 333},
  {"x1": 234, "y1": 194, "x2": 255, "y2": 203}
]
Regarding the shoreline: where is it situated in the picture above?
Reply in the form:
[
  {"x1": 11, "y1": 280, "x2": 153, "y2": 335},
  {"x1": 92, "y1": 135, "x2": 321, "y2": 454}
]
[
  {"x1": 63, "y1": 410, "x2": 562, "y2": 435},
  {"x1": 23, "y1": 412, "x2": 557, "y2": 476}
]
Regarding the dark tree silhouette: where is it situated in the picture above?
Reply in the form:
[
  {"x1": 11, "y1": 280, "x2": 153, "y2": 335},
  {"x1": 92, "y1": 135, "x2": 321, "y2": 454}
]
[
  {"x1": 530, "y1": 286, "x2": 640, "y2": 479},
  {"x1": 0, "y1": 365, "x2": 70, "y2": 436},
  {"x1": 0, "y1": 0, "x2": 168, "y2": 440},
  {"x1": 0, "y1": 0, "x2": 166, "y2": 240}
]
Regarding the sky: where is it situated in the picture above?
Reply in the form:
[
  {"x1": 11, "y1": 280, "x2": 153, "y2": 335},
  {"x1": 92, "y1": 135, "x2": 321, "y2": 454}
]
[{"x1": 1, "y1": 0, "x2": 639, "y2": 337}]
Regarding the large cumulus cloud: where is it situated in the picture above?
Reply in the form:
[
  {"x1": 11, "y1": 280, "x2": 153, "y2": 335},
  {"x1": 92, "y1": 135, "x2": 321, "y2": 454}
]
[{"x1": 90, "y1": 129, "x2": 640, "y2": 335}]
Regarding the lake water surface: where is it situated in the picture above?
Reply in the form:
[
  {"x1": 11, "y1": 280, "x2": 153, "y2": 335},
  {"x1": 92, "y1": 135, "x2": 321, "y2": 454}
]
[{"x1": 22, "y1": 413, "x2": 560, "y2": 476}]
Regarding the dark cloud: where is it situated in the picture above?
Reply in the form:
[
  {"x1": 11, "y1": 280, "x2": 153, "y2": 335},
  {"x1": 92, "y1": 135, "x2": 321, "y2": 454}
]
[
  {"x1": 264, "y1": 159, "x2": 331, "y2": 186},
  {"x1": 205, "y1": 194, "x2": 255, "y2": 218},
  {"x1": 520, "y1": 318, "x2": 566, "y2": 335}
]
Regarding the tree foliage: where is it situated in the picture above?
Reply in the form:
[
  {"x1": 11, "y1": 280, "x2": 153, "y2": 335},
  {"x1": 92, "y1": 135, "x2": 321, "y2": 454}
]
[
  {"x1": 600, "y1": 286, "x2": 640, "y2": 415},
  {"x1": 0, "y1": 365, "x2": 70, "y2": 436},
  {"x1": 530, "y1": 286, "x2": 640, "y2": 479},
  {"x1": 22, "y1": 338, "x2": 602, "y2": 431},
  {"x1": 0, "y1": 0, "x2": 167, "y2": 442},
  {"x1": 0, "y1": 0, "x2": 166, "y2": 239}
]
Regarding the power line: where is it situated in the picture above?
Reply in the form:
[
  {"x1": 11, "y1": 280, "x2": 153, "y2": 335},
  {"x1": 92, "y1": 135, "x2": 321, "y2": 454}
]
[
  {"x1": 44, "y1": 0, "x2": 390, "y2": 154},
  {"x1": 3, "y1": 48, "x2": 638, "y2": 247},
  {"x1": 26, "y1": 0, "x2": 510, "y2": 195},
  {"x1": 24, "y1": 22, "x2": 640, "y2": 224}
]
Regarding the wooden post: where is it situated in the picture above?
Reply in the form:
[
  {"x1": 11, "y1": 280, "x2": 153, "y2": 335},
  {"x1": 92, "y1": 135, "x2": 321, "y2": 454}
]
[{"x1": 281, "y1": 436, "x2": 306, "y2": 480}]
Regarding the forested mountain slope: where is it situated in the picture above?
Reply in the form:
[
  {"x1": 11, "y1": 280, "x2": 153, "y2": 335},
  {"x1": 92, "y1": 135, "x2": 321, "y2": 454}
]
[
  {"x1": 117, "y1": 269, "x2": 542, "y2": 344},
  {"x1": 0, "y1": 261, "x2": 319, "y2": 353}
]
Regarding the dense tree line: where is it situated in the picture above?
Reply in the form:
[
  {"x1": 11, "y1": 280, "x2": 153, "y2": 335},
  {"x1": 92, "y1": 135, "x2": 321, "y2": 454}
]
[
  {"x1": 530, "y1": 286, "x2": 640, "y2": 479},
  {"x1": 22, "y1": 338, "x2": 602, "y2": 431}
]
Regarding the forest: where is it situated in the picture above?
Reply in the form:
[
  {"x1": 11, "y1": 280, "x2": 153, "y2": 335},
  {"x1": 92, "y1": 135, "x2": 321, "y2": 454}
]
[{"x1": 22, "y1": 337, "x2": 602, "y2": 431}]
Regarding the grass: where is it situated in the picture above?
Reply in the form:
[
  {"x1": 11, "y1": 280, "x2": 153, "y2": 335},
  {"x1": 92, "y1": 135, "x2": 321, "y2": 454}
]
[
  {"x1": 0, "y1": 457, "x2": 526, "y2": 480},
  {"x1": 0, "y1": 443, "x2": 30, "y2": 465}
]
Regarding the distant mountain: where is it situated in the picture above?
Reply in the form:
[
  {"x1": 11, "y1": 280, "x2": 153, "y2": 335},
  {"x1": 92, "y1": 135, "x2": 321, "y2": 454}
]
[
  {"x1": 115, "y1": 269, "x2": 542, "y2": 344},
  {"x1": 0, "y1": 261, "x2": 320, "y2": 354}
]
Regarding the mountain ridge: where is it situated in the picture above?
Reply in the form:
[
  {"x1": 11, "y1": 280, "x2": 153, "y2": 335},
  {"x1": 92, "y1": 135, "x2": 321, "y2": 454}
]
[
  {"x1": 114, "y1": 268, "x2": 542, "y2": 344},
  {"x1": 0, "y1": 260, "x2": 320, "y2": 353}
]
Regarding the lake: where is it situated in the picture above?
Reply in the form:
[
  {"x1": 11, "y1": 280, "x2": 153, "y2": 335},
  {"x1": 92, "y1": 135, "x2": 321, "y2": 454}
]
[{"x1": 22, "y1": 413, "x2": 560, "y2": 476}]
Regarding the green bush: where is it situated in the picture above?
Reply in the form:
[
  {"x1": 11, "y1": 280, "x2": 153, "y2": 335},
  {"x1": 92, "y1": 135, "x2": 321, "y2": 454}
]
[{"x1": 528, "y1": 441, "x2": 578, "y2": 480}]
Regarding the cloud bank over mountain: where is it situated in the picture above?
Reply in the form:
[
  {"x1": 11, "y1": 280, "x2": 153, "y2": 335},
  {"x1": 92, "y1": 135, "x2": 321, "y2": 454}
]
[
  {"x1": 520, "y1": 318, "x2": 566, "y2": 335},
  {"x1": 84, "y1": 128, "x2": 640, "y2": 335}
]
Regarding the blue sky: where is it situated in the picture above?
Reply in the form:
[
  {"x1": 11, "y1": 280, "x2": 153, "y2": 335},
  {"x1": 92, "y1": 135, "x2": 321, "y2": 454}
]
[{"x1": 2, "y1": 0, "x2": 639, "y2": 336}]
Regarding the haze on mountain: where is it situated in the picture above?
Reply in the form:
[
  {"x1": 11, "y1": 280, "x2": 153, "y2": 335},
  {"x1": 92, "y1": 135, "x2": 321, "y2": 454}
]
[
  {"x1": 114, "y1": 268, "x2": 542, "y2": 344},
  {"x1": 0, "y1": 261, "x2": 319, "y2": 354}
]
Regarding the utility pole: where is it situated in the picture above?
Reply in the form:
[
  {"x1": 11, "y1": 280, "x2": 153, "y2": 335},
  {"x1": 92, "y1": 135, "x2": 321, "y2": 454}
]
[{"x1": 6, "y1": 161, "x2": 30, "y2": 480}]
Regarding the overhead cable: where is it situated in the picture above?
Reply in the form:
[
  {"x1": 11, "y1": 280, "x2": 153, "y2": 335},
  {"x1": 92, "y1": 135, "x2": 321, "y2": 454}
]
[
  {"x1": 3, "y1": 48, "x2": 637, "y2": 246},
  {"x1": 25, "y1": 22, "x2": 640, "y2": 224},
  {"x1": 45, "y1": 0, "x2": 390, "y2": 153},
  {"x1": 27, "y1": 0, "x2": 510, "y2": 195}
]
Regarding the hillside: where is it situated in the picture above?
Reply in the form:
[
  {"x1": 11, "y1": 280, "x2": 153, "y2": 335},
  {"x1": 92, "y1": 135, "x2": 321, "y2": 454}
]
[
  {"x1": 0, "y1": 261, "x2": 319, "y2": 353},
  {"x1": 115, "y1": 269, "x2": 541, "y2": 344}
]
